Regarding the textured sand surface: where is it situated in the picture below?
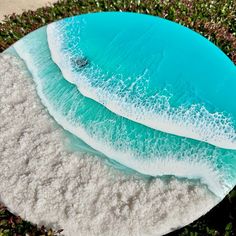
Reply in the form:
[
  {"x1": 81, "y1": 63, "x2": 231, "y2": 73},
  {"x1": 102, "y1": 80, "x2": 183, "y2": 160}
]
[
  {"x1": 0, "y1": 53, "x2": 218, "y2": 236},
  {"x1": 0, "y1": 0, "x2": 58, "y2": 20}
]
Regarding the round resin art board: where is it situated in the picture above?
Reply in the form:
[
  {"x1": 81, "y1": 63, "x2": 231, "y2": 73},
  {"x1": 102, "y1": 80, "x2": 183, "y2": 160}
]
[{"x1": 0, "y1": 12, "x2": 236, "y2": 235}]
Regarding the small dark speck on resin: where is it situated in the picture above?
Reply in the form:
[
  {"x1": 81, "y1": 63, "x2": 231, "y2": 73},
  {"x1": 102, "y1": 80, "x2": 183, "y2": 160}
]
[{"x1": 76, "y1": 57, "x2": 89, "y2": 68}]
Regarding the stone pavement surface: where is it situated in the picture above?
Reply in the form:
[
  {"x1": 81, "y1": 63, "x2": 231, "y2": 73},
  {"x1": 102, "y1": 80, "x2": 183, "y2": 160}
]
[{"x1": 0, "y1": 0, "x2": 58, "y2": 21}]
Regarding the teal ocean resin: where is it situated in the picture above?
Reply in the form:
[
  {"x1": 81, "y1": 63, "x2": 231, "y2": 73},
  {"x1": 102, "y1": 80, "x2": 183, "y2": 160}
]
[{"x1": 8, "y1": 12, "x2": 236, "y2": 199}]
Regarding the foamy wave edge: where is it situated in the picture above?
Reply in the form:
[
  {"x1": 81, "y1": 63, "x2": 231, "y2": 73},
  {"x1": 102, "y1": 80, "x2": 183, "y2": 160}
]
[{"x1": 46, "y1": 22, "x2": 236, "y2": 150}]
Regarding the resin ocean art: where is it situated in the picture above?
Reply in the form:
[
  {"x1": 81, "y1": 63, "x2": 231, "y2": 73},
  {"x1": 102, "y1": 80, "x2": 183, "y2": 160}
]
[
  {"x1": 2, "y1": 12, "x2": 236, "y2": 233},
  {"x1": 7, "y1": 12, "x2": 236, "y2": 198}
]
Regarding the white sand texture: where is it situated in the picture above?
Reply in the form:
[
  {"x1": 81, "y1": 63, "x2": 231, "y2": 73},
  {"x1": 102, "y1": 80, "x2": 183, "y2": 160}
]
[
  {"x1": 0, "y1": 53, "x2": 218, "y2": 236},
  {"x1": 0, "y1": 0, "x2": 58, "y2": 21}
]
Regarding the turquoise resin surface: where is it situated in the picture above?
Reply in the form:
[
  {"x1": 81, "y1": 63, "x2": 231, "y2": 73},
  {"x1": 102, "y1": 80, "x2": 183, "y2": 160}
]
[{"x1": 8, "y1": 12, "x2": 236, "y2": 199}]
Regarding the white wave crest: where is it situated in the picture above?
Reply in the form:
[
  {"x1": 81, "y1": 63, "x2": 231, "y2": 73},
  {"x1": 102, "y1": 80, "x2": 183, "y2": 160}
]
[{"x1": 47, "y1": 20, "x2": 236, "y2": 150}]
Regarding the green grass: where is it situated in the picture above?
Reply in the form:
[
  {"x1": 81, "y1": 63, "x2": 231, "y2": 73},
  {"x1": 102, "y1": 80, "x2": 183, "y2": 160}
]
[{"x1": 0, "y1": 0, "x2": 236, "y2": 235}]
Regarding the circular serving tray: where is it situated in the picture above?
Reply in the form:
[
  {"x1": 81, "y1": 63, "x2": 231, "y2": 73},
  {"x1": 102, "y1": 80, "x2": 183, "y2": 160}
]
[{"x1": 1, "y1": 12, "x2": 236, "y2": 235}]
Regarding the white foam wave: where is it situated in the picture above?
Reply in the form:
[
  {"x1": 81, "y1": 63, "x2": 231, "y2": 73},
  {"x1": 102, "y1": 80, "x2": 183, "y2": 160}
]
[{"x1": 47, "y1": 22, "x2": 236, "y2": 150}]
